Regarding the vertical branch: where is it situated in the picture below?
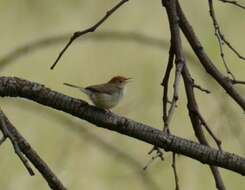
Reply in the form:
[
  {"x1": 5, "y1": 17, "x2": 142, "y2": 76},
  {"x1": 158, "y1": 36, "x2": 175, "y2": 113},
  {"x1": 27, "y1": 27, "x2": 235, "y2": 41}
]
[
  {"x1": 161, "y1": 0, "x2": 184, "y2": 189},
  {"x1": 182, "y1": 66, "x2": 225, "y2": 190},
  {"x1": 162, "y1": 44, "x2": 175, "y2": 131},
  {"x1": 161, "y1": 0, "x2": 185, "y2": 131},
  {"x1": 163, "y1": 0, "x2": 226, "y2": 189}
]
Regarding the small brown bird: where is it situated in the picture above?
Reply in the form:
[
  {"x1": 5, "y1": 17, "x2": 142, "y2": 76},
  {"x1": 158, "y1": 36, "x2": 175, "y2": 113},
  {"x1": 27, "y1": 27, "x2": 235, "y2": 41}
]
[{"x1": 64, "y1": 76, "x2": 131, "y2": 109}]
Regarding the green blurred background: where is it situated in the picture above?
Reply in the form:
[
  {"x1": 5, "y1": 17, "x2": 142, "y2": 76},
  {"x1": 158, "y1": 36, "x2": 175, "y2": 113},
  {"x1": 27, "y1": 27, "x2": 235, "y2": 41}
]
[{"x1": 0, "y1": 0, "x2": 244, "y2": 189}]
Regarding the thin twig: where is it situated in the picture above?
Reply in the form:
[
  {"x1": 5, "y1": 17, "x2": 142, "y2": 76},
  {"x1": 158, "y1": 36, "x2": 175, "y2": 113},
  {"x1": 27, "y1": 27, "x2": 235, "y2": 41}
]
[
  {"x1": 172, "y1": 153, "x2": 180, "y2": 190},
  {"x1": 196, "y1": 111, "x2": 222, "y2": 150},
  {"x1": 162, "y1": 1, "x2": 184, "y2": 189},
  {"x1": 50, "y1": 0, "x2": 129, "y2": 69},
  {"x1": 231, "y1": 79, "x2": 245, "y2": 85},
  {"x1": 193, "y1": 84, "x2": 211, "y2": 94},
  {"x1": 164, "y1": 0, "x2": 226, "y2": 189},
  {"x1": 218, "y1": 0, "x2": 245, "y2": 10},
  {"x1": 162, "y1": 44, "x2": 175, "y2": 130},
  {"x1": 166, "y1": 59, "x2": 184, "y2": 127},
  {"x1": 177, "y1": 1, "x2": 245, "y2": 111},
  {"x1": 182, "y1": 65, "x2": 226, "y2": 190},
  {"x1": 0, "y1": 116, "x2": 35, "y2": 176},
  {"x1": 191, "y1": 78, "x2": 211, "y2": 94},
  {"x1": 208, "y1": 0, "x2": 236, "y2": 79},
  {"x1": 0, "y1": 109, "x2": 67, "y2": 190},
  {"x1": 143, "y1": 149, "x2": 164, "y2": 170},
  {"x1": 145, "y1": 42, "x2": 175, "y2": 169},
  {"x1": 221, "y1": 35, "x2": 245, "y2": 61},
  {"x1": 182, "y1": 66, "x2": 226, "y2": 189}
]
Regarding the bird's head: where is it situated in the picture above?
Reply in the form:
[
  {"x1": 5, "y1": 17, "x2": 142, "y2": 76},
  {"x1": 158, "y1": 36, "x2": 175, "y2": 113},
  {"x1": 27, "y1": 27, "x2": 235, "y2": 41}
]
[{"x1": 108, "y1": 76, "x2": 131, "y2": 88}]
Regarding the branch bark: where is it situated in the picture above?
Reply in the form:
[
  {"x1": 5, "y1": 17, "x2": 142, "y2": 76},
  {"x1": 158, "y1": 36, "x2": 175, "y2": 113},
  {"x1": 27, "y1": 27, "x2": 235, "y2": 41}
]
[
  {"x1": 163, "y1": 0, "x2": 226, "y2": 189},
  {"x1": 0, "y1": 76, "x2": 244, "y2": 175},
  {"x1": 0, "y1": 109, "x2": 66, "y2": 190},
  {"x1": 176, "y1": 2, "x2": 245, "y2": 111}
]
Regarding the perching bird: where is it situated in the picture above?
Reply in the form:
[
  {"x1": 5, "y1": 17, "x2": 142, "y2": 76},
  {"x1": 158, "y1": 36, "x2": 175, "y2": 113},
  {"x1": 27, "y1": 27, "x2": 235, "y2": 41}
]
[{"x1": 64, "y1": 76, "x2": 131, "y2": 109}]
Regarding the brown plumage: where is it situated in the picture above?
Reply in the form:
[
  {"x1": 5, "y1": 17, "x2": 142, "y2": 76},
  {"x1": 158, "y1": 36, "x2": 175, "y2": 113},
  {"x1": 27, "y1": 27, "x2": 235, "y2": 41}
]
[
  {"x1": 108, "y1": 76, "x2": 131, "y2": 83},
  {"x1": 63, "y1": 76, "x2": 131, "y2": 109}
]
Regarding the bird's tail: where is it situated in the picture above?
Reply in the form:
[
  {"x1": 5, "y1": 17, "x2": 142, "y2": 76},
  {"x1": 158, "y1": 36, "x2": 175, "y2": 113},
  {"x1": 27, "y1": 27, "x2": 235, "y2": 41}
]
[
  {"x1": 63, "y1": 82, "x2": 82, "y2": 89},
  {"x1": 63, "y1": 82, "x2": 90, "y2": 95}
]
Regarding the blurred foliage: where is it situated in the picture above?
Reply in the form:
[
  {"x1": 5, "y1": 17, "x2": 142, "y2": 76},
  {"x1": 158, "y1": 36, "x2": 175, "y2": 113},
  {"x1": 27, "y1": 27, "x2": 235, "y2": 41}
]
[{"x1": 0, "y1": 0, "x2": 244, "y2": 189}]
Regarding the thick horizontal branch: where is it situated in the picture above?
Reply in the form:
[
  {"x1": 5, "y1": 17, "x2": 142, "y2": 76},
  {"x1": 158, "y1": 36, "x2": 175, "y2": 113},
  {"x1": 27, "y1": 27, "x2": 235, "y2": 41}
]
[{"x1": 0, "y1": 77, "x2": 244, "y2": 175}]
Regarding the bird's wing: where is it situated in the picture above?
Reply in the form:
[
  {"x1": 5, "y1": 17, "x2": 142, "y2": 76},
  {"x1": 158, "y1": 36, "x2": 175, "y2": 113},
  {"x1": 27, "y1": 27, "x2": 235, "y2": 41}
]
[{"x1": 85, "y1": 84, "x2": 114, "y2": 95}]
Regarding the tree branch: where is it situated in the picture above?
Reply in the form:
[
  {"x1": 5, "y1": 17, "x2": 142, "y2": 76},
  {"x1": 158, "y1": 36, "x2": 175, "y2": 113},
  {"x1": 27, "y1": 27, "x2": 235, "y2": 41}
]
[
  {"x1": 208, "y1": 0, "x2": 235, "y2": 79},
  {"x1": 0, "y1": 109, "x2": 66, "y2": 190},
  {"x1": 0, "y1": 76, "x2": 244, "y2": 175},
  {"x1": 163, "y1": 1, "x2": 225, "y2": 189},
  {"x1": 50, "y1": 0, "x2": 129, "y2": 69},
  {"x1": 0, "y1": 115, "x2": 35, "y2": 176},
  {"x1": 217, "y1": 0, "x2": 245, "y2": 10},
  {"x1": 176, "y1": 2, "x2": 245, "y2": 111}
]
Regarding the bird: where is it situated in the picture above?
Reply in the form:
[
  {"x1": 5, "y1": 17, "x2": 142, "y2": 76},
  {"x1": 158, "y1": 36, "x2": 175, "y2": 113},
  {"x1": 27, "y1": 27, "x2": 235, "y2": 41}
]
[{"x1": 63, "y1": 76, "x2": 131, "y2": 109}]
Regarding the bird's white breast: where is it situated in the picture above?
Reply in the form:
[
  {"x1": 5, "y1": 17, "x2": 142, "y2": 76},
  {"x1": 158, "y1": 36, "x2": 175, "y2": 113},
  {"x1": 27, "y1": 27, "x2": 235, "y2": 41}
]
[{"x1": 89, "y1": 89, "x2": 124, "y2": 109}]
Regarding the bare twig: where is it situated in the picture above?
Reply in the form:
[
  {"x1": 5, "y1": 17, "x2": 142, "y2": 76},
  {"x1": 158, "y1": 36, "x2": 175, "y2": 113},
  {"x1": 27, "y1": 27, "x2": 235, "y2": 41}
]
[
  {"x1": 193, "y1": 83, "x2": 211, "y2": 94},
  {"x1": 196, "y1": 111, "x2": 222, "y2": 150},
  {"x1": 182, "y1": 66, "x2": 226, "y2": 190},
  {"x1": 164, "y1": 0, "x2": 226, "y2": 189},
  {"x1": 231, "y1": 79, "x2": 245, "y2": 85},
  {"x1": 143, "y1": 149, "x2": 164, "y2": 170},
  {"x1": 0, "y1": 109, "x2": 67, "y2": 190},
  {"x1": 145, "y1": 42, "x2": 174, "y2": 169},
  {"x1": 161, "y1": 0, "x2": 185, "y2": 189},
  {"x1": 172, "y1": 153, "x2": 179, "y2": 190},
  {"x1": 221, "y1": 36, "x2": 245, "y2": 61},
  {"x1": 0, "y1": 114, "x2": 35, "y2": 176},
  {"x1": 176, "y1": 1, "x2": 245, "y2": 111},
  {"x1": 166, "y1": 60, "x2": 183, "y2": 127},
  {"x1": 218, "y1": 0, "x2": 245, "y2": 10},
  {"x1": 162, "y1": 44, "x2": 175, "y2": 131},
  {"x1": 208, "y1": 0, "x2": 237, "y2": 79},
  {"x1": 50, "y1": 0, "x2": 129, "y2": 69},
  {"x1": 162, "y1": 0, "x2": 185, "y2": 132}
]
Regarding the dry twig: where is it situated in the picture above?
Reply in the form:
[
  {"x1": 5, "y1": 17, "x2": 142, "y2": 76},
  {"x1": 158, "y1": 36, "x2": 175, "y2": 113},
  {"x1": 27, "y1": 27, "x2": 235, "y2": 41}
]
[
  {"x1": 50, "y1": 0, "x2": 129, "y2": 69},
  {"x1": 172, "y1": 153, "x2": 179, "y2": 190},
  {"x1": 209, "y1": 0, "x2": 237, "y2": 79},
  {"x1": 218, "y1": 0, "x2": 245, "y2": 10},
  {"x1": 0, "y1": 114, "x2": 35, "y2": 176},
  {"x1": 164, "y1": 0, "x2": 226, "y2": 189},
  {"x1": 0, "y1": 109, "x2": 66, "y2": 190}
]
